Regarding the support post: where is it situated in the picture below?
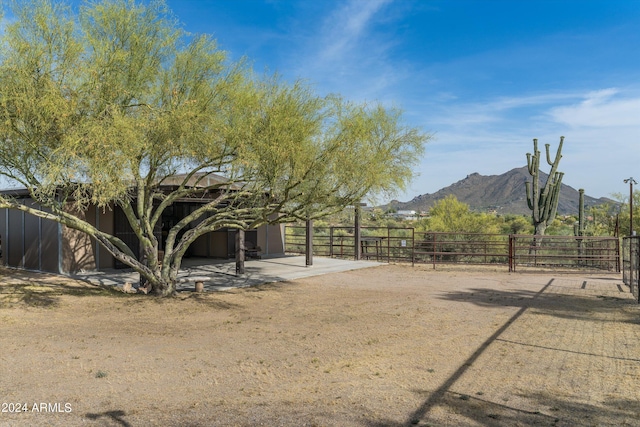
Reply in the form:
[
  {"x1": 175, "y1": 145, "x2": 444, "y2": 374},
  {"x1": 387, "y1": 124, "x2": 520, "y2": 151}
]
[
  {"x1": 21, "y1": 210, "x2": 25, "y2": 268},
  {"x1": 95, "y1": 206, "x2": 100, "y2": 269},
  {"x1": 509, "y1": 235, "x2": 514, "y2": 272},
  {"x1": 411, "y1": 228, "x2": 415, "y2": 267},
  {"x1": 3, "y1": 208, "x2": 7, "y2": 266},
  {"x1": 354, "y1": 204, "x2": 361, "y2": 261},
  {"x1": 38, "y1": 215, "x2": 42, "y2": 271},
  {"x1": 329, "y1": 226, "x2": 334, "y2": 258},
  {"x1": 625, "y1": 177, "x2": 637, "y2": 236},
  {"x1": 305, "y1": 219, "x2": 313, "y2": 266},
  {"x1": 236, "y1": 229, "x2": 245, "y2": 275},
  {"x1": 57, "y1": 222, "x2": 63, "y2": 274}
]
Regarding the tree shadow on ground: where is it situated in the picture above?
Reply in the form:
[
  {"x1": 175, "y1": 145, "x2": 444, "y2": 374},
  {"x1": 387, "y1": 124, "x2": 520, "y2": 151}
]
[
  {"x1": 365, "y1": 278, "x2": 640, "y2": 426},
  {"x1": 437, "y1": 283, "x2": 640, "y2": 326},
  {"x1": 242, "y1": 281, "x2": 292, "y2": 293},
  {"x1": 180, "y1": 292, "x2": 243, "y2": 310},
  {"x1": 0, "y1": 280, "x2": 128, "y2": 308},
  {"x1": 0, "y1": 266, "x2": 255, "y2": 310},
  {"x1": 366, "y1": 389, "x2": 640, "y2": 426}
]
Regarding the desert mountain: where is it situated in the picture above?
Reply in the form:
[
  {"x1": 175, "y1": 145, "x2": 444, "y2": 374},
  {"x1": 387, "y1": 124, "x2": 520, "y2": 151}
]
[{"x1": 388, "y1": 166, "x2": 614, "y2": 216}]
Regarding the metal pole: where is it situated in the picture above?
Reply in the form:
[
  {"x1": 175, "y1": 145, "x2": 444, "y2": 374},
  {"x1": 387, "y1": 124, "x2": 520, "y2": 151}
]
[
  {"x1": 387, "y1": 227, "x2": 390, "y2": 263},
  {"x1": 235, "y1": 229, "x2": 245, "y2": 275},
  {"x1": 3, "y1": 208, "x2": 8, "y2": 267},
  {"x1": 411, "y1": 228, "x2": 415, "y2": 267},
  {"x1": 509, "y1": 235, "x2": 514, "y2": 272},
  {"x1": 305, "y1": 219, "x2": 313, "y2": 266},
  {"x1": 58, "y1": 222, "x2": 63, "y2": 274},
  {"x1": 38, "y1": 216, "x2": 42, "y2": 271},
  {"x1": 329, "y1": 226, "x2": 334, "y2": 258},
  {"x1": 432, "y1": 233, "x2": 437, "y2": 269},
  {"x1": 616, "y1": 237, "x2": 621, "y2": 273},
  {"x1": 95, "y1": 205, "x2": 100, "y2": 269},
  {"x1": 625, "y1": 177, "x2": 637, "y2": 236},
  {"x1": 354, "y1": 204, "x2": 361, "y2": 261},
  {"x1": 21, "y1": 210, "x2": 25, "y2": 268}
]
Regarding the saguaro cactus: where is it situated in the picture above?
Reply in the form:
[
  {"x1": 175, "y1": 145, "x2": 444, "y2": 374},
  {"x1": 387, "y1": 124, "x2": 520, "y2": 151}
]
[{"x1": 525, "y1": 137, "x2": 565, "y2": 235}]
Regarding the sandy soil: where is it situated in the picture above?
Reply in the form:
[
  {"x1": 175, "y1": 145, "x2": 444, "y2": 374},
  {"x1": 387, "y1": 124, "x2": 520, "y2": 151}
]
[{"x1": 0, "y1": 264, "x2": 639, "y2": 427}]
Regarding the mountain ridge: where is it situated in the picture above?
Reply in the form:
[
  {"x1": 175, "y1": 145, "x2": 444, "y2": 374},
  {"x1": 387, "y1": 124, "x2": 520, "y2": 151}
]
[{"x1": 389, "y1": 166, "x2": 614, "y2": 216}]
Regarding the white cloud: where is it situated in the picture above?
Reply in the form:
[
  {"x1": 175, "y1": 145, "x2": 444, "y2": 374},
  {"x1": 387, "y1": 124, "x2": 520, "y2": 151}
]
[
  {"x1": 394, "y1": 87, "x2": 640, "y2": 202},
  {"x1": 286, "y1": 0, "x2": 406, "y2": 102},
  {"x1": 549, "y1": 88, "x2": 640, "y2": 128},
  {"x1": 421, "y1": 91, "x2": 585, "y2": 130},
  {"x1": 316, "y1": 0, "x2": 393, "y2": 63}
]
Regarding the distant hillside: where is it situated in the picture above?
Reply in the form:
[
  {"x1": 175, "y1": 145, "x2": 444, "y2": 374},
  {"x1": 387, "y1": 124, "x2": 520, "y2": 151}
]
[{"x1": 388, "y1": 166, "x2": 615, "y2": 216}]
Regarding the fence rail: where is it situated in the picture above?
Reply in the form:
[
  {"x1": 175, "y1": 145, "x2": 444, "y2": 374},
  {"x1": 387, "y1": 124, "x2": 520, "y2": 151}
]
[
  {"x1": 414, "y1": 232, "x2": 509, "y2": 267},
  {"x1": 285, "y1": 226, "x2": 620, "y2": 273},
  {"x1": 285, "y1": 226, "x2": 415, "y2": 263},
  {"x1": 508, "y1": 234, "x2": 620, "y2": 272}
]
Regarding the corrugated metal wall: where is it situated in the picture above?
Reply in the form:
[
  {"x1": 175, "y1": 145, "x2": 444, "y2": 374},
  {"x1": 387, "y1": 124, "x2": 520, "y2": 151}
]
[
  {"x1": 0, "y1": 200, "x2": 286, "y2": 274},
  {"x1": 0, "y1": 204, "x2": 61, "y2": 273}
]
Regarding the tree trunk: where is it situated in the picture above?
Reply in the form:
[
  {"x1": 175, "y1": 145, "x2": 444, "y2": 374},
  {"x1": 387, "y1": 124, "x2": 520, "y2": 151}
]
[
  {"x1": 236, "y1": 229, "x2": 245, "y2": 275},
  {"x1": 146, "y1": 274, "x2": 176, "y2": 297},
  {"x1": 305, "y1": 219, "x2": 313, "y2": 266}
]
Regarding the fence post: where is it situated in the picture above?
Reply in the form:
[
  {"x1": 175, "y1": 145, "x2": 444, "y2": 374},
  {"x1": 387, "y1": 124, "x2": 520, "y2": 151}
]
[
  {"x1": 354, "y1": 205, "x2": 361, "y2": 261},
  {"x1": 432, "y1": 233, "x2": 437, "y2": 269},
  {"x1": 235, "y1": 229, "x2": 245, "y2": 275},
  {"x1": 411, "y1": 228, "x2": 415, "y2": 267},
  {"x1": 633, "y1": 238, "x2": 636, "y2": 298},
  {"x1": 387, "y1": 227, "x2": 391, "y2": 263},
  {"x1": 329, "y1": 226, "x2": 334, "y2": 258},
  {"x1": 617, "y1": 237, "x2": 621, "y2": 273},
  {"x1": 484, "y1": 238, "x2": 487, "y2": 264},
  {"x1": 305, "y1": 219, "x2": 313, "y2": 266},
  {"x1": 508, "y1": 235, "x2": 514, "y2": 272},
  {"x1": 636, "y1": 238, "x2": 640, "y2": 303}
]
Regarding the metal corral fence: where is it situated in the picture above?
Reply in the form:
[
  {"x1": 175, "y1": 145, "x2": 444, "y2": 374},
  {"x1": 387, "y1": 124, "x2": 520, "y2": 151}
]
[
  {"x1": 285, "y1": 226, "x2": 620, "y2": 273},
  {"x1": 509, "y1": 234, "x2": 620, "y2": 272},
  {"x1": 285, "y1": 226, "x2": 416, "y2": 263},
  {"x1": 414, "y1": 232, "x2": 509, "y2": 267},
  {"x1": 622, "y1": 236, "x2": 640, "y2": 302}
]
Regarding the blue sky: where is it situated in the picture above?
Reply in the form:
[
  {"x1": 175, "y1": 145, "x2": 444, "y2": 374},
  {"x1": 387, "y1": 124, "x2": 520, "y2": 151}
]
[
  {"x1": 165, "y1": 0, "x2": 640, "y2": 203},
  {"x1": 3, "y1": 0, "x2": 638, "y2": 202}
]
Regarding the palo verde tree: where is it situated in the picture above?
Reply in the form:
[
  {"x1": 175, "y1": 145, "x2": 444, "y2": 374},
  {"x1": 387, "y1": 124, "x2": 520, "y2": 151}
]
[
  {"x1": 525, "y1": 137, "x2": 565, "y2": 235},
  {"x1": 0, "y1": 0, "x2": 428, "y2": 296},
  {"x1": 418, "y1": 195, "x2": 499, "y2": 234}
]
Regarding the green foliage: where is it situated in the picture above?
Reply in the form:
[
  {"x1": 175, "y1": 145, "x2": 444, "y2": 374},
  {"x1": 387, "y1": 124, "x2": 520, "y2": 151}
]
[
  {"x1": 498, "y1": 215, "x2": 533, "y2": 235},
  {"x1": 610, "y1": 191, "x2": 640, "y2": 236},
  {"x1": 587, "y1": 202, "x2": 619, "y2": 236},
  {"x1": 417, "y1": 196, "x2": 500, "y2": 234},
  {"x1": 314, "y1": 206, "x2": 407, "y2": 228},
  {"x1": 541, "y1": 202, "x2": 619, "y2": 237},
  {"x1": 545, "y1": 218, "x2": 574, "y2": 236},
  {"x1": 0, "y1": 0, "x2": 430, "y2": 296}
]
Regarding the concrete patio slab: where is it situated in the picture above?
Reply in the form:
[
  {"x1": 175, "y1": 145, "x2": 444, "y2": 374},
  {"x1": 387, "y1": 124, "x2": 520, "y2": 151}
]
[{"x1": 72, "y1": 255, "x2": 383, "y2": 292}]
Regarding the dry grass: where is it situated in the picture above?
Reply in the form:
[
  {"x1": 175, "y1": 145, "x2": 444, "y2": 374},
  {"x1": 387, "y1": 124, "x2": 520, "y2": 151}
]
[{"x1": 0, "y1": 265, "x2": 638, "y2": 426}]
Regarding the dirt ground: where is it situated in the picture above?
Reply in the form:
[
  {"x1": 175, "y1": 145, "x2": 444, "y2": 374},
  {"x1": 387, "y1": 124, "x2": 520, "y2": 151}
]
[{"x1": 0, "y1": 264, "x2": 639, "y2": 427}]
